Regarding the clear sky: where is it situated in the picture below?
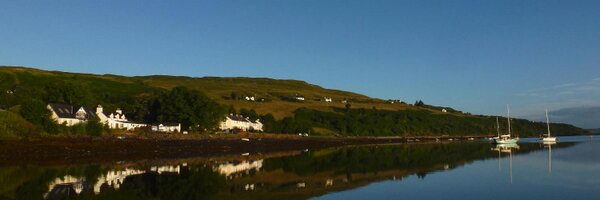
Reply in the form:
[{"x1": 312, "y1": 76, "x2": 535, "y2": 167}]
[{"x1": 1, "y1": 1, "x2": 599, "y2": 127}]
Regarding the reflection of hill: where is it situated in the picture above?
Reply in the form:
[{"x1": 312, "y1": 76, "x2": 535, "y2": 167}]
[
  {"x1": 0, "y1": 142, "x2": 577, "y2": 200},
  {"x1": 213, "y1": 142, "x2": 570, "y2": 200}
]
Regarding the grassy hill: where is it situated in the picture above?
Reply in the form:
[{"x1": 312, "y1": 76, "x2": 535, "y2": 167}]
[
  {"x1": 0, "y1": 66, "x2": 417, "y2": 119},
  {"x1": 0, "y1": 66, "x2": 590, "y2": 137}
]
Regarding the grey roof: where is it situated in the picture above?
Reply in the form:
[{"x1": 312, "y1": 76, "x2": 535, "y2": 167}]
[
  {"x1": 48, "y1": 103, "x2": 95, "y2": 119},
  {"x1": 227, "y1": 114, "x2": 259, "y2": 123}
]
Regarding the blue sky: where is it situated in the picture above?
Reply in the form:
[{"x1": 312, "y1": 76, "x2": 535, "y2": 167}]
[{"x1": 1, "y1": 1, "x2": 599, "y2": 127}]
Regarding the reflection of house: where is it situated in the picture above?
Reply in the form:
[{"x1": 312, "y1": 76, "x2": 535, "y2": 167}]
[
  {"x1": 219, "y1": 114, "x2": 263, "y2": 132},
  {"x1": 45, "y1": 165, "x2": 185, "y2": 196},
  {"x1": 93, "y1": 165, "x2": 183, "y2": 194},
  {"x1": 151, "y1": 123, "x2": 181, "y2": 133},
  {"x1": 95, "y1": 105, "x2": 147, "y2": 130},
  {"x1": 44, "y1": 175, "x2": 86, "y2": 198},
  {"x1": 47, "y1": 103, "x2": 96, "y2": 126},
  {"x1": 215, "y1": 160, "x2": 263, "y2": 177}
]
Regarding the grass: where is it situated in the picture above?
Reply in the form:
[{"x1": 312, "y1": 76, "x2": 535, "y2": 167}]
[
  {"x1": 0, "y1": 110, "x2": 37, "y2": 139},
  {"x1": 0, "y1": 66, "x2": 445, "y2": 119}
]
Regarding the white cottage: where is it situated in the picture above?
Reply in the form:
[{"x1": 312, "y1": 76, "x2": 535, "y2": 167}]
[
  {"x1": 219, "y1": 114, "x2": 263, "y2": 132},
  {"x1": 151, "y1": 123, "x2": 181, "y2": 133},
  {"x1": 95, "y1": 105, "x2": 148, "y2": 130},
  {"x1": 47, "y1": 103, "x2": 95, "y2": 126}
]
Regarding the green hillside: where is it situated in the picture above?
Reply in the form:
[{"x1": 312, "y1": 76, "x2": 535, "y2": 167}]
[
  {"x1": 0, "y1": 66, "x2": 590, "y2": 137},
  {"x1": 0, "y1": 66, "x2": 410, "y2": 119}
]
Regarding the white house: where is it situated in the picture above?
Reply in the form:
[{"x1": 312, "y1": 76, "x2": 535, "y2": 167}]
[
  {"x1": 151, "y1": 123, "x2": 181, "y2": 133},
  {"x1": 244, "y1": 96, "x2": 255, "y2": 101},
  {"x1": 441, "y1": 109, "x2": 448, "y2": 113},
  {"x1": 95, "y1": 105, "x2": 147, "y2": 130},
  {"x1": 219, "y1": 114, "x2": 263, "y2": 132},
  {"x1": 324, "y1": 97, "x2": 332, "y2": 102},
  {"x1": 47, "y1": 103, "x2": 95, "y2": 126},
  {"x1": 295, "y1": 96, "x2": 305, "y2": 101}
]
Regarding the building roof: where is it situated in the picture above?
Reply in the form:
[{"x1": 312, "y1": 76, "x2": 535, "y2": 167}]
[
  {"x1": 226, "y1": 114, "x2": 260, "y2": 123},
  {"x1": 152, "y1": 122, "x2": 180, "y2": 127},
  {"x1": 48, "y1": 103, "x2": 96, "y2": 119}
]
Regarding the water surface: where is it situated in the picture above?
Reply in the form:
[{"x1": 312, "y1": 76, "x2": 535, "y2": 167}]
[{"x1": 1, "y1": 136, "x2": 598, "y2": 200}]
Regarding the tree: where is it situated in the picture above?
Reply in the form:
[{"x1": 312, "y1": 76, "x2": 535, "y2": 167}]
[
  {"x1": 415, "y1": 100, "x2": 425, "y2": 107},
  {"x1": 44, "y1": 81, "x2": 92, "y2": 105},
  {"x1": 20, "y1": 98, "x2": 58, "y2": 134},
  {"x1": 152, "y1": 87, "x2": 226, "y2": 131},
  {"x1": 85, "y1": 115, "x2": 105, "y2": 136}
]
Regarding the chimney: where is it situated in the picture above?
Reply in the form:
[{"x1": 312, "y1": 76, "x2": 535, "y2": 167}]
[
  {"x1": 96, "y1": 105, "x2": 103, "y2": 114},
  {"x1": 116, "y1": 108, "x2": 122, "y2": 115}
]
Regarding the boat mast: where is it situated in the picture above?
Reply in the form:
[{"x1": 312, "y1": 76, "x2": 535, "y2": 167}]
[
  {"x1": 546, "y1": 109, "x2": 551, "y2": 137},
  {"x1": 507, "y1": 104, "x2": 511, "y2": 137},
  {"x1": 496, "y1": 117, "x2": 500, "y2": 138}
]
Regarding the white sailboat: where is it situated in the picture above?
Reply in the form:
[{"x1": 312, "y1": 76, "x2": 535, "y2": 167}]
[
  {"x1": 494, "y1": 105, "x2": 519, "y2": 144},
  {"x1": 491, "y1": 117, "x2": 501, "y2": 141},
  {"x1": 542, "y1": 109, "x2": 557, "y2": 142}
]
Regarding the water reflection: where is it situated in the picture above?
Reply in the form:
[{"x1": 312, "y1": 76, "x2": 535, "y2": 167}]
[
  {"x1": 492, "y1": 143, "x2": 519, "y2": 183},
  {"x1": 1, "y1": 138, "x2": 598, "y2": 200}
]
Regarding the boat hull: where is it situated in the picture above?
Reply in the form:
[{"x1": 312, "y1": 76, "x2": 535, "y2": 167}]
[
  {"x1": 542, "y1": 137, "x2": 557, "y2": 142},
  {"x1": 494, "y1": 138, "x2": 519, "y2": 144}
]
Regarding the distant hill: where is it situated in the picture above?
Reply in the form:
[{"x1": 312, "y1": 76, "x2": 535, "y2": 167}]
[
  {"x1": 588, "y1": 129, "x2": 600, "y2": 134},
  {"x1": 0, "y1": 66, "x2": 415, "y2": 119},
  {"x1": 0, "y1": 66, "x2": 590, "y2": 136}
]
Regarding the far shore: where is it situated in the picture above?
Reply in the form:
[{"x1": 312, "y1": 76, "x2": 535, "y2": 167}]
[{"x1": 0, "y1": 134, "x2": 492, "y2": 166}]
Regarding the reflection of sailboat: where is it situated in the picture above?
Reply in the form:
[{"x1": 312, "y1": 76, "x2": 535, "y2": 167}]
[
  {"x1": 492, "y1": 143, "x2": 519, "y2": 183},
  {"x1": 543, "y1": 141, "x2": 556, "y2": 174},
  {"x1": 541, "y1": 109, "x2": 557, "y2": 142},
  {"x1": 494, "y1": 105, "x2": 519, "y2": 144}
]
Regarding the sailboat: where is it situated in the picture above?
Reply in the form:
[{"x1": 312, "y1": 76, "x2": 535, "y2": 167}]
[
  {"x1": 542, "y1": 109, "x2": 557, "y2": 142},
  {"x1": 494, "y1": 105, "x2": 519, "y2": 144},
  {"x1": 490, "y1": 117, "x2": 501, "y2": 141}
]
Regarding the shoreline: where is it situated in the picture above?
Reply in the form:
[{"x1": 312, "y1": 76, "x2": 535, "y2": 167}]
[{"x1": 0, "y1": 135, "x2": 492, "y2": 166}]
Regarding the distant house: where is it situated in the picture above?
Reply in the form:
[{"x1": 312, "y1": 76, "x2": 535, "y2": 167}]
[
  {"x1": 219, "y1": 114, "x2": 263, "y2": 132},
  {"x1": 388, "y1": 99, "x2": 402, "y2": 104},
  {"x1": 47, "y1": 103, "x2": 96, "y2": 126},
  {"x1": 324, "y1": 97, "x2": 332, "y2": 102},
  {"x1": 151, "y1": 123, "x2": 181, "y2": 133},
  {"x1": 95, "y1": 105, "x2": 147, "y2": 130},
  {"x1": 295, "y1": 96, "x2": 305, "y2": 101},
  {"x1": 441, "y1": 109, "x2": 448, "y2": 113},
  {"x1": 244, "y1": 96, "x2": 255, "y2": 101}
]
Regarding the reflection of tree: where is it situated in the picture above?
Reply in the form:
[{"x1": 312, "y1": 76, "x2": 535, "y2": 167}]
[
  {"x1": 262, "y1": 142, "x2": 569, "y2": 177},
  {"x1": 13, "y1": 165, "x2": 103, "y2": 200},
  {"x1": 86, "y1": 166, "x2": 226, "y2": 200},
  {"x1": 416, "y1": 172, "x2": 428, "y2": 179}
]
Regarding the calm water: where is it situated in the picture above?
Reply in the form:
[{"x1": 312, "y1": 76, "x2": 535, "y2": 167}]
[{"x1": 1, "y1": 136, "x2": 599, "y2": 200}]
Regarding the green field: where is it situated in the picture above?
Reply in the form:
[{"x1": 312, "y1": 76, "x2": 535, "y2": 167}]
[{"x1": 0, "y1": 66, "x2": 590, "y2": 137}]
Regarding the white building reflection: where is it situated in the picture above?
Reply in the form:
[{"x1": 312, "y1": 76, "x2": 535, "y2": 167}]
[
  {"x1": 45, "y1": 160, "x2": 265, "y2": 198},
  {"x1": 214, "y1": 159, "x2": 263, "y2": 178},
  {"x1": 44, "y1": 164, "x2": 184, "y2": 198}
]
